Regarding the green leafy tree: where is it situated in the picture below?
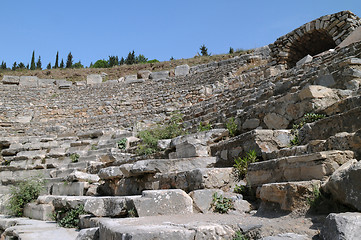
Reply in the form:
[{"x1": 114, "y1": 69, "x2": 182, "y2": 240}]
[
  {"x1": 18, "y1": 62, "x2": 26, "y2": 69},
  {"x1": 30, "y1": 50, "x2": 36, "y2": 70},
  {"x1": 0, "y1": 61, "x2": 7, "y2": 69},
  {"x1": 60, "y1": 59, "x2": 64, "y2": 68},
  {"x1": 108, "y1": 55, "x2": 119, "y2": 67},
  {"x1": 46, "y1": 63, "x2": 51, "y2": 69},
  {"x1": 66, "y1": 52, "x2": 73, "y2": 68},
  {"x1": 36, "y1": 56, "x2": 42, "y2": 70},
  {"x1": 91, "y1": 59, "x2": 108, "y2": 68},
  {"x1": 12, "y1": 62, "x2": 17, "y2": 71},
  {"x1": 119, "y1": 57, "x2": 125, "y2": 65},
  {"x1": 54, "y1": 51, "x2": 59, "y2": 68},
  {"x1": 200, "y1": 44, "x2": 209, "y2": 56},
  {"x1": 125, "y1": 51, "x2": 136, "y2": 65},
  {"x1": 135, "y1": 54, "x2": 148, "y2": 64},
  {"x1": 73, "y1": 61, "x2": 84, "y2": 69}
]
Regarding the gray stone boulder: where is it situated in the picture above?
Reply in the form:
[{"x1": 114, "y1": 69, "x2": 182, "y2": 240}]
[
  {"x1": 174, "y1": 64, "x2": 190, "y2": 76},
  {"x1": 75, "y1": 227, "x2": 99, "y2": 240},
  {"x1": 169, "y1": 129, "x2": 228, "y2": 159},
  {"x1": 321, "y1": 212, "x2": 361, "y2": 240},
  {"x1": 137, "y1": 70, "x2": 151, "y2": 79},
  {"x1": 133, "y1": 189, "x2": 193, "y2": 217},
  {"x1": 87, "y1": 75, "x2": 102, "y2": 85},
  {"x1": 149, "y1": 71, "x2": 169, "y2": 81},
  {"x1": 296, "y1": 54, "x2": 313, "y2": 67},
  {"x1": 19, "y1": 76, "x2": 39, "y2": 87},
  {"x1": 84, "y1": 196, "x2": 138, "y2": 217},
  {"x1": 56, "y1": 79, "x2": 72, "y2": 89},
  {"x1": 323, "y1": 160, "x2": 361, "y2": 211},
  {"x1": 124, "y1": 75, "x2": 137, "y2": 82}
]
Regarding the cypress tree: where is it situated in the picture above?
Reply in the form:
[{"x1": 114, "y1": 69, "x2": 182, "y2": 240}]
[
  {"x1": 0, "y1": 61, "x2": 6, "y2": 69},
  {"x1": 60, "y1": 59, "x2": 64, "y2": 68},
  {"x1": 47, "y1": 63, "x2": 51, "y2": 69},
  {"x1": 36, "y1": 56, "x2": 42, "y2": 70},
  {"x1": 125, "y1": 51, "x2": 135, "y2": 65},
  {"x1": 66, "y1": 52, "x2": 73, "y2": 68},
  {"x1": 12, "y1": 62, "x2": 17, "y2": 71},
  {"x1": 54, "y1": 51, "x2": 59, "y2": 69},
  {"x1": 30, "y1": 51, "x2": 36, "y2": 70},
  {"x1": 200, "y1": 44, "x2": 209, "y2": 56},
  {"x1": 119, "y1": 57, "x2": 124, "y2": 65}
]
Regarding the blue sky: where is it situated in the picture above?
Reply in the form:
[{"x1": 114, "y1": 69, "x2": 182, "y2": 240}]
[{"x1": 0, "y1": 0, "x2": 360, "y2": 68}]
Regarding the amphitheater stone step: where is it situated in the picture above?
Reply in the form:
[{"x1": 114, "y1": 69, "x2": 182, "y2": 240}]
[
  {"x1": 246, "y1": 150, "x2": 354, "y2": 187},
  {"x1": 210, "y1": 129, "x2": 293, "y2": 165},
  {"x1": 0, "y1": 215, "x2": 78, "y2": 240},
  {"x1": 299, "y1": 106, "x2": 361, "y2": 144},
  {"x1": 99, "y1": 167, "x2": 235, "y2": 196}
]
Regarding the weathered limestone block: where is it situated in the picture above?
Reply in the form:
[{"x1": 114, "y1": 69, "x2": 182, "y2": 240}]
[
  {"x1": 98, "y1": 166, "x2": 123, "y2": 180},
  {"x1": 321, "y1": 212, "x2": 361, "y2": 240},
  {"x1": 124, "y1": 78, "x2": 145, "y2": 84},
  {"x1": 263, "y1": 113, "x2": 289, "y2": 129},
  {"x1": 2, "y1": 75, "x2": 20, "y2": 84},
  {"x1": 52, "y1": 182, "x2": 89, "y2": 196},
  {"x1": 23, "y1": 203, "x2": 54, "y2": 221},
  {"x1": 19, "y1": 76, "x2": 39, "y2": 87},
  {"x1": 14, "y1": 150, "x2": 47, "y2": 160},
  {"x1": 38, "y1": 79, "x2": 56, "y2": 87},
  {"x1": 174, "y1": 64, "x2": 190, "y2": 76},
  {"x1": 210, "y1": 129, "x2": 293, "y2": 165},
  {"x1": 149, "y1": 71, "x2": 169, "y2": 81},
  {"x1": 247, "y1": 150, "x2": 354, "y2": 187},
  {"x1": 15, "y1": 115, "x2": 32, "y2": 124},
  {"x1": 263, "y1": 233, "x2": 308, "y2": 240},
  {"x1": 296, "y1": 54, "x2": 313, "y2": 67},
  {"x1": 313, "y1": 74, "x2": 336, "y2": 87},
  {"x1": 119, "y1": 157, "x2": 216, "y2": 177},
  {"x1": 133, "y1": 189, "x2": 193, "y2": 217},
  {"x1": 56, "y1": 79, "x2": 72, "y2": 89},
  {"x1": 169, "y1": 129, "x2": 228, "y2": 159},
  {"x1": 87, "y1": 75, "x2": 102, "y2": 85},
  {"x1": 76, "y1": 227, "x2": 99, "y2": 240},
  {"x1": 124, "y1": 74, "x2": 137, "y2": 81},
  {"x1": 78, "y1": 130, "x2": 104, "y2": 139},
  {"x1": 137, "y1": 70, "x2": 151, "y2": 79},
  {"x1": 323, "y1": 160, "x2": 361, "y2": 211},
  {"x1": 46, "y1": 148, "x2": 66, "y2": 158},
  {"x1": 66, "y1": 171, "x2": 100, "y2": 183},
  {"x1": 299, "y1": 85, "x2": 338, "y2": 100},
  {"x1": 242, "y1": 118, "x2": 260, "y2": 130},
  {"x1": 258, "y1": 180, "x2": 321, "y2": 211},
  {"x1": 84, "y1": 196, "x2": 138, "y2": 217}
]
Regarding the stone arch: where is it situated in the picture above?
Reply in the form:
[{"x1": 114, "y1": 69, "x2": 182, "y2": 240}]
[{"x1": 270, "y1": 11, "x2": 361, "y2": 68}]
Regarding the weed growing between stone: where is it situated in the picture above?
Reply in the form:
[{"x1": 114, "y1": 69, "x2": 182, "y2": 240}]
[
  {"x1": 137, "y1": 112, "x2": 185, "y2": 155},
  {"x1": 291, "y1": 113, "x2": 326, "y2": 146},
  {"x1": 233, "y1": 150, "x2": 258, "y2": 180},
  {"x1": 233, "y1": 231, "x2": 249, "y2": 240},
  {"x1": 70, "y1": 153, "x2": 80, "y2": 163},
  {"x1": 211, "y1": 192, "x2": 234, "y2": 213},
  {"x1": 198, "y1": 122, "x2": 212, "y2": 132},
  {"x1": 226, "y1": 117, "x2": 238, "y2": 137},
  {"x1": 117, "y1": 138, "x2": 127, "y2": 150},
  {"x1": 53, "y1": 205, "x2": 86, "y2": 228},
  {"x1": 8, "y1": 177, "x2": 45, "y2": 216}
]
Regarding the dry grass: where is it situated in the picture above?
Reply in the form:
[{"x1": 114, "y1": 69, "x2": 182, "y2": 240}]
[
  {"x1": 0, "y1": 50, "x2": 253, "y2": 82},
  {"x1": 234, "y1": 58, "x2": 268, "y2": 76}
]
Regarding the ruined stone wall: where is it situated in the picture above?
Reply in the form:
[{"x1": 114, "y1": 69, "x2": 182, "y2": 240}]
[{"x1": 270, "y1": 11, "x2": 361, "y2": 67}]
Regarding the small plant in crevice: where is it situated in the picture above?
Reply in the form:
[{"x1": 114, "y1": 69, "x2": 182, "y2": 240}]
[
  {"x1": 233, "y1": 231, "x2": 249, "y2": 240},
  {"x1": 127, "y1": 208, "x2": 137, "y2": 218},
  {"x1": 90, "y1": 144, "x2": 98, "y2": 150},
  {"x1": 136, "y1": 111, "x2": 185, "y2": 156},
  {"x1": 290, "y1": 113, "x2": 326, "y2": 146},
  {"x1": 8, "y1": 177, "x2": 45, "y2": 216},
  {"x1": 53, "y1": 205, "x2": 86, "y2": 228},
  {"x1": 198, "y1": 122, "x2": 212, "y2": 132},
  {"x1": 226, "y1": 117, "x2": 238, "y2": 137},
  {"x1": 233, "y1": 150, "x2": 258, "y2": 181},
  {"x1": 70, "y1": 153, "x2": 80, "y2": 163},
  {"x1": 117, "y1": 138, "x2": 127, "y2": 150},
  {"x1": 211, "y1": 192, "x2": 234, "y2": 214}
]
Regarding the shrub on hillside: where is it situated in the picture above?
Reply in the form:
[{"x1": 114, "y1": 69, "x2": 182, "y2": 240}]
[
  {"x1": 91, "y1": 59, "x2": 109, "y2": 68},
  {"x1": 8, "y1": 177, "x2": 45, "y2": 216}
]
